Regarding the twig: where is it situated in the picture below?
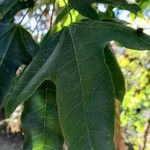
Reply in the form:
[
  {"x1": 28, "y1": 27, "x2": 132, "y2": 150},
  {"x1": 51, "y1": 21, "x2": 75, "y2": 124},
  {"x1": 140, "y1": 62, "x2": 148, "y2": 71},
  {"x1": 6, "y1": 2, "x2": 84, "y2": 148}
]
[
  {"x1": 19, "y1": 9, "x2": 30, "y2": 24},
  {"x1": 49, "y1": 0, "x2": 56, "y2": 34},
  {"x1": 141, "y1": 119, "x2": 150, "y2": 150},
  {"x1": 32, "y1": 6, "x2": 48, "y2": 32},
  {"x1": 0, "y1": 119, "x2": 9, "y2": 126}
]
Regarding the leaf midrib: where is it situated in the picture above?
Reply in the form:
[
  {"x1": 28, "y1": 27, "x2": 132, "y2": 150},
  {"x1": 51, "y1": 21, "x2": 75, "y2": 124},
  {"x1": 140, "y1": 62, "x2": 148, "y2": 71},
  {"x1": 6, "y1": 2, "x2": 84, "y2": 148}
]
[
  {"x1": 43, "y1": 85, "x2": 48, "y2": 150},
  {"x1": 68, "y1": 27, "x2": 95, "y2": 149}
]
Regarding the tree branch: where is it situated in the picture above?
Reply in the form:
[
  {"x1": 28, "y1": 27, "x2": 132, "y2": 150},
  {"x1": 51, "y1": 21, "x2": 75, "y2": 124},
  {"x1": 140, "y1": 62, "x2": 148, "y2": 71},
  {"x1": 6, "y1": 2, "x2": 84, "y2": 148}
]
[{"x1": 141, "y1": 119, "x2": 150, "y2": 150}]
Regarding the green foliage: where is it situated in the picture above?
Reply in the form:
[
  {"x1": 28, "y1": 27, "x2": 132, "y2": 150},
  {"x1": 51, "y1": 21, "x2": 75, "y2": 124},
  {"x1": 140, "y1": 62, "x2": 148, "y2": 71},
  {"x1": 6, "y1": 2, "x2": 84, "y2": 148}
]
[
  {"x1": 84, "y1": 0, "x2": 140, "y2": 13},
  {"x1": 22, "y1": 81, "x2": 64, "y2": 150},
  {"x1": 104, "y1": 45, "x2": 125, "y2": 102},
  {"x1": 4, "y1": 19, "x2": 150, "y2": 149},
  {"x1": 137, "y1": 0, "x2": 150, "y2": 12},
  {"x1": 54, "y1": 5, "x2": 71, "y2": 25},
  {"x1": 0, "y1": 0, "x2": 19, "y2": 19},
  {"x1": 0, "y1": 0, "x2": 30, "y2": 23},
  {"x1": 0, "y1": 0, "x2": 150, "y2": 149},
  {"x1": 119, "y1": 50, "x2": 150, "y2": 149},
  {"x1": 69, "y1": 0, "x2": 140, "y2": 19},
  {"x1": 0, "y1": 24, "x2": 38, "y2": 105}
]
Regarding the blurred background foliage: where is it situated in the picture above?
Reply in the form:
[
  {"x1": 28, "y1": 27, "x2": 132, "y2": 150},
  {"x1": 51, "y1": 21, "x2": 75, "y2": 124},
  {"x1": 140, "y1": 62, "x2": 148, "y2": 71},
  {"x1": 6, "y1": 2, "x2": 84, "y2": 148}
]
[
  {"x1": 118, "y1": 48, "x2": 150, "y2": 150},
  {"x1": 0, "y1": 0, "x2": 150, "y2": 149}
]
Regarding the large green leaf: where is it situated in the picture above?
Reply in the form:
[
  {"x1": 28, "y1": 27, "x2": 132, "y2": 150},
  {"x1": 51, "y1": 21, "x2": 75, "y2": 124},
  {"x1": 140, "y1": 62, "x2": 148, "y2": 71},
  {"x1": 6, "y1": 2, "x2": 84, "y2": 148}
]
[
  {"x1": 5, "y1": 20, "x2": 150, "y2": 149},
  {"x1": 0, "y1": 24, "x2": 38, "y2": 105},
  {"x1": 104, "y1": 45, "x2": 125, "y2": 102},
  {"x1": 22, "y1": 81, "x2": 64, "y2": 150}
]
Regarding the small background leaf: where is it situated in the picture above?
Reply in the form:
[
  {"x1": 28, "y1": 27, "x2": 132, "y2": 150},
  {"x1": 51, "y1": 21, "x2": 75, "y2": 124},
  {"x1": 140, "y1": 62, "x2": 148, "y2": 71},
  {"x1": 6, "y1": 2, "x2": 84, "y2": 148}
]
[
  {"x1": 22, "y1": 81, "x2": 64, "y2": 150},
  {"x1": 104, "y1": 44, "x2": 125, "y2": 102},
  {"x1": 0, "y1": 24, "x2": 38, "y2": 105}
]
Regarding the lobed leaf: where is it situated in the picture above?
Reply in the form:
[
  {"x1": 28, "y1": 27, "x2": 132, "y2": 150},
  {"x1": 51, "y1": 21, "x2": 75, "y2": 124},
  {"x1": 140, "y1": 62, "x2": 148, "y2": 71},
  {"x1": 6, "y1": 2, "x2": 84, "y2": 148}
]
[
  {"x1": 5, "y1": 20, "x2": 150, "y2": 149},
  {"x1": 0, "y1": 23, "x2": 38, "y2": 105}
]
